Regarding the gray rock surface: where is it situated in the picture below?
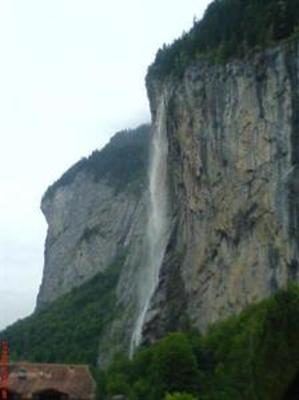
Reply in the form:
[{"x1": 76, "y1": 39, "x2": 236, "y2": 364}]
[
  {"x1": 36, "y1": 39, "x2": 299, "y2": 359},
  {"x1": 143, "y1": 40, "x2": 299, "y2": 340},
  {"x1": 38, "y1": 172, "x2": 147, "y2": 308},
  {"x1": 36, "y1": 127, "x2": 150, "y2": 365}
]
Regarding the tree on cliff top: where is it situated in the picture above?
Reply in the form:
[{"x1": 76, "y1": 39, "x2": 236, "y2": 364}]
[{"x1": 147, "y1": 0, "x2": 299, "y2": 81}]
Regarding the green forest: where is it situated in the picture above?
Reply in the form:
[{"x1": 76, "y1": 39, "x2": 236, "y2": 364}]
[
  {"x1": 0, "y1": 257, "x2": 123, "y2": 366},
  {"x1": 3, "y1": 1, "x2": 299, "y2": 399},
  {"x1": 2, "y1": 284, "x2": 299, "y2": 400},
  {"x1": 147, "y1": 0, "x2": 299, "y2": 82},
  {"x1": 99, "y1": 285, "x2": 299, "y2": 400},
  {"x1": 44, "y1": 124, "x2": 150, "y2": 200}
]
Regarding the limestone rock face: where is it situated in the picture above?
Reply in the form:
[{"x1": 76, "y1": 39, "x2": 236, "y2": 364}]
[
  {"x1": 38, "y1": 174, "x2": 146, "y2": 307},
  {"x1": 37, "y1": 126, "x2": 150, "y2": 310},
  {"x1": 36, "y1": 126, "x2": 150, "y2": 364},
  {"x1": 36, "y1": 40, "x2": 299, "y2": 359},
  {"x1": 143, "y1": 41, "x2": 299, "y2": 340}
]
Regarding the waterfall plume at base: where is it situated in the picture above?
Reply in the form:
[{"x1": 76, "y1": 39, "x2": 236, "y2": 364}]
[{"x1": 130, "y1": 97, "x2": 169, "y2": 354}]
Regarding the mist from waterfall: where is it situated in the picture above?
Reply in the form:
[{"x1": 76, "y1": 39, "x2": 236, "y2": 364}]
[{"x1": 130, "y1": 97, "x2": 170, "y2": 354}]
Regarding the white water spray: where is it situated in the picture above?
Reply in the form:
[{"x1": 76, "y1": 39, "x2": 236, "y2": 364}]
[{"x1": 130, "y1": 97, "x2": 170, "y2": 353}]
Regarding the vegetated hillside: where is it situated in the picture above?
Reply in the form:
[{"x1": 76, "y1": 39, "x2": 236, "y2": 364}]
[
  {"x1": 3, "y1": 280, "x2": 299, "y2": 399},
  {"x1": 99, "y1": 285, "x2": 299, "y2": 400},
  {"x1": 37, "y1": 124, "x2": 150, "y2": 310},
  {"x1": 147, "y1": 0, "x2": 299, "y2": 81},
  {"x1": 34, "y1": 122, "x2": 152, "y2": 363},
  {"x1": 44, "y1": 124, "x2": 150, "y2": 200},
  {"x1": 0, "y1": 256, "x2": 124, "y2": 366}
]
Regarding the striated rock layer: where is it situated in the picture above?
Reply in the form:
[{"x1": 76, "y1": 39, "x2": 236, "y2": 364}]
[
  {"x1": 143, "y1": 40, "x2": 299, "y2": 341},
  {"x1": 37, "y1": 126, "x2": 150, "y2": 308},
  {"x1": 38, "y1": 177, "x2": 147, "y2": 308},
  {"x1": 36, "y1": 126, "x2": 151, "y2": 364},
  {"x1": 36, "y1": 39, "x2": 299, "y2": 359}
]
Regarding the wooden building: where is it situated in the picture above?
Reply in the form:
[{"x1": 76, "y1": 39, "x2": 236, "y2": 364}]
[{"x1": 0, "y1": 363, "x2": 96, "y2": 400}]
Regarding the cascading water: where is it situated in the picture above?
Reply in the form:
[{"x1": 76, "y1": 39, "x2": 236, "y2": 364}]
[{"x1": 130, "y1": 96, "x2": 170, "y2": 353}]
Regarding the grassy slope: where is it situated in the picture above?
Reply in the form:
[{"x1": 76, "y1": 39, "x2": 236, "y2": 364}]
[
  {"x1": 0, "y1": 125, "x2": 151, "y2": 366},
  {"x1": 0, "y1": 259, "x2": 123, "y2": 366}
]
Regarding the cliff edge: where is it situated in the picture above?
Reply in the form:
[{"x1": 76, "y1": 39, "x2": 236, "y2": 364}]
[{"x1": 143, "y1": 40, "x2": 299, "y2": 341}]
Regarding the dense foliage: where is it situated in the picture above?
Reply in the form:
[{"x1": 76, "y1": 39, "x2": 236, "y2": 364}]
[
  {"x1": 0, "y1": 258, "x2": 123, "y2": 366},
  {"x1": 98, "y1": 285, "x2": 299, "y2": 400},
  {"x1": 164, "y1": 394, "x2": 197, "y2": 400},
  {"x1": 44, "y1": 124, "x2": 150, "y2": 200},
  {"x1": 147, "y1": 0, "x2": 299, "y2": 81},
  {"x1": 2, "y1": 279, "x2": 299, "y2": 399}
]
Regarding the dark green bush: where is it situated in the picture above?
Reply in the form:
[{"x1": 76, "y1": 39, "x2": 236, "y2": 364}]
[
  {"x1": 98, "y1": 285, "x2": 299, "y2": 400},
  {"x1": 153, "y1": 333, "x2": 200, "y2": 395},
  {"x1": 164, "y1": 393, "x2": 198, "y2": 400},
  {"x1": 0, "y1": 257, "x2": 124, "y2": 366},
  {"x1": 2, "y1": 276, "x2": 299, "y2": 400}
]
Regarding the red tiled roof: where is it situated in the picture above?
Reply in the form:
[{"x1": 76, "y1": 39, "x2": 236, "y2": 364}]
[{"x1": 0, "y1": 362, "x2": 96, "y2": 400}]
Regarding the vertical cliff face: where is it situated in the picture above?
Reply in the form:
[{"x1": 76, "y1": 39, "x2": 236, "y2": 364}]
[
  {"x1": 34, "y1": 39, "x2": 299, "y2": 358},
  {"x1": 37, "y1": 126, "x2": 150, "y2": 309},
  {"x1": 143, "y1": 40, "x2": 299, "y2": 340},
  {"x1": 38, "y1": 177, "x2": 147, "y2": 308},
  {"x1": 36, "y1": 126, "x2": 152, "y2": 363}
]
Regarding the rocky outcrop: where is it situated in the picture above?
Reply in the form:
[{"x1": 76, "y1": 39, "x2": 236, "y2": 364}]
[
  {"x1": 143, "y1": 40, "x2": 299, "y2": 340},
  {"x1": 37, "y1": 126, "x2": 150, "y2": 308},
  {"x1": 35, "y1": 38, "x2": 299, "y2": 359},
  {"x1": 38, "y1": 177, "x2": 146, "y2": 306},
  {"x1": 36, "y1": 126, "x2": 151, "y2": 364}
]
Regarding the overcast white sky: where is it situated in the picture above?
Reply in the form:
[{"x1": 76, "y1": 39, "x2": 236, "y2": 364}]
[{"x1": 0, "y1": 0, "x2": 212, "y2": 330}]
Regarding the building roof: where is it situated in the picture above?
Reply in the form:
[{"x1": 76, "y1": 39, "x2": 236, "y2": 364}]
[{"x1": 0, "y1": 362, "x2": 96, "y2": 400}]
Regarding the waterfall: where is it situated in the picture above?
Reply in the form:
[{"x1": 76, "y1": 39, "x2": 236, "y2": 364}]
[{"x1": 130, "y1": 96, "x2": 170, "y2": 354}]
